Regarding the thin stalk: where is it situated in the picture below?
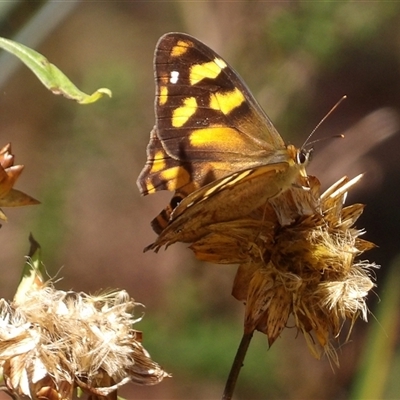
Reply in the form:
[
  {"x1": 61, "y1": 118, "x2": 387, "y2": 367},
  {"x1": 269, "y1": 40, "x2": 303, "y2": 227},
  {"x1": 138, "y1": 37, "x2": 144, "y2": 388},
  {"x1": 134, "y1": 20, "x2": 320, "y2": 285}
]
[{"x1": 222, "y1": 331, "x2": 254, "y2": 400}]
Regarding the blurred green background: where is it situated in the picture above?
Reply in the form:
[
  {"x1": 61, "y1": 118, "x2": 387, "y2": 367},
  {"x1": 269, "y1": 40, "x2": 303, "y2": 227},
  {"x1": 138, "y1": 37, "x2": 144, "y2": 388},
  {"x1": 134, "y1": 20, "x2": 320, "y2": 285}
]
[{"x1": 1, "y1": 1, "x2": 400, "y2": 399}]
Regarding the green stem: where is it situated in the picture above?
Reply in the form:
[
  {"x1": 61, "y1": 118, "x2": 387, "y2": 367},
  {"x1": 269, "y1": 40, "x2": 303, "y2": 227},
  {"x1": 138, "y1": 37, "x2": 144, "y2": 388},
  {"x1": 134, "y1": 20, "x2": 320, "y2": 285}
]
[{"x1": 222, "y1": 331, "x2": 254, "y2": 400}]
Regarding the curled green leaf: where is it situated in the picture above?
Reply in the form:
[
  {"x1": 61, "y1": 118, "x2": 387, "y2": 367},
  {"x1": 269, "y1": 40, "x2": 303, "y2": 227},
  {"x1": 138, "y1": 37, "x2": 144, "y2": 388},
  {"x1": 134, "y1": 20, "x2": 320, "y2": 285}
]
[{"x1": 0, "y1": 37, "x2": 112, "y2": 104}]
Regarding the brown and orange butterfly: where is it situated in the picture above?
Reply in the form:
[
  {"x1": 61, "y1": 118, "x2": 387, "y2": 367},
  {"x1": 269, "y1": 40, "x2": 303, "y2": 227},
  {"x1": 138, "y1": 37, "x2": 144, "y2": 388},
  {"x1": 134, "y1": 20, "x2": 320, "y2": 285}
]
[{"x1": 137, "y1": 32, "x2": 311, "y2": 250}]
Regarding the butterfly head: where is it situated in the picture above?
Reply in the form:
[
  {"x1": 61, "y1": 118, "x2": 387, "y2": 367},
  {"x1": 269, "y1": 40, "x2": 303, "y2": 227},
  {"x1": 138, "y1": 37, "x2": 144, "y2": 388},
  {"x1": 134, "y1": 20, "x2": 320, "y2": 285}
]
[{"x1": 286, "y1": 144, "x2": 312, "y2": 179}]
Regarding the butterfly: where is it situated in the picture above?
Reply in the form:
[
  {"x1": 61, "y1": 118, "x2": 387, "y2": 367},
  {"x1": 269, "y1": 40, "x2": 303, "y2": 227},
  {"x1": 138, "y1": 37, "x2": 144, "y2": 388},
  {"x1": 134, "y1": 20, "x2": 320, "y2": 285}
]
[{"x1": 137, "y1": 32, "x2": 312, "y2": 250}]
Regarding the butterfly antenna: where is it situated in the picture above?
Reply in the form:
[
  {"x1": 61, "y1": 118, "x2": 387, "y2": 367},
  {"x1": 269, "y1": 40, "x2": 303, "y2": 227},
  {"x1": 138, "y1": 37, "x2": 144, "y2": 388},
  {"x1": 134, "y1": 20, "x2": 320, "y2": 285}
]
[{"x1": 302, "y1": 95, "x2": 347, "y2": 148}]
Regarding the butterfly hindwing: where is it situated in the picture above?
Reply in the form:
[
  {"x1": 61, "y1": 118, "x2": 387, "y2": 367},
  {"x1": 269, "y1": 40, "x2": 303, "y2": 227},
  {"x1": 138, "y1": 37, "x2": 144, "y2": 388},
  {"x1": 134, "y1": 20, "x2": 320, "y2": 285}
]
[{"x1": 145, "y1": 161, "x2": 302, "y2": 251}]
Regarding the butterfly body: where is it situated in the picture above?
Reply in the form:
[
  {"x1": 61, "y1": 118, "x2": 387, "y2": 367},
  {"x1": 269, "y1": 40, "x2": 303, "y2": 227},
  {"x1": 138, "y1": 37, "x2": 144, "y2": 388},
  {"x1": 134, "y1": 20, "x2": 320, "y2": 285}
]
[{"x1": 137, "y1": 33, "x2": 311, "y2": 245}]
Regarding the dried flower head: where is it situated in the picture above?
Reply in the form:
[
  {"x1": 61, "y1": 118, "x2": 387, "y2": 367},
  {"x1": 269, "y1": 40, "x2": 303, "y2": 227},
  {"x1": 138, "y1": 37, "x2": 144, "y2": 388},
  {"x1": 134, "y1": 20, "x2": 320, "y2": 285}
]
[
  {"x1": 153, "y1": 174, "x2": 376, "y2": 363},
  {"x1": 0, "y1": 143, "x2": 39, "y2": 220},
  {"x1": 0, "y1": 279, "x2": 169, "y2": 399},
  {"x1": 234, "y1": 176, "x2": 375, "y2": 362}
]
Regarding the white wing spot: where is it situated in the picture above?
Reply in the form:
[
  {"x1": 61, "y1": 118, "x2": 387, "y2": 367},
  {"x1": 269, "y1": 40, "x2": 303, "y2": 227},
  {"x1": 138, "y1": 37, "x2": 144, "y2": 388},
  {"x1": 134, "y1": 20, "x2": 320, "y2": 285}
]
[
  {"x1": 214, "y1": 57, "x2": 227, "y2": 70},
  {"x1": 170, "y1": 71, "x2": 179, "y2": 84}
]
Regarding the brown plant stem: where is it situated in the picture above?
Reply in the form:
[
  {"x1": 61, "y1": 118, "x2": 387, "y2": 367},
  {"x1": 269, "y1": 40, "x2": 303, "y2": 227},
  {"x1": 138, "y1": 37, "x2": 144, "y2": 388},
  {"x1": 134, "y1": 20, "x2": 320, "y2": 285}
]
[{"x1": 222, "y1": 331, "x2": 254, "y2": 400}]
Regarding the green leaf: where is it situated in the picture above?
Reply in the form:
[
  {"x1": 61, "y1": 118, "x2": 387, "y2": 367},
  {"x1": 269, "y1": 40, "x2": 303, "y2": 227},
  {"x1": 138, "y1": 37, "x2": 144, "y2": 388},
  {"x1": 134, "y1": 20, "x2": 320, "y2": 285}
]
[{"x1": 0, "y1": 37, "x2": 112, "y2": 104}]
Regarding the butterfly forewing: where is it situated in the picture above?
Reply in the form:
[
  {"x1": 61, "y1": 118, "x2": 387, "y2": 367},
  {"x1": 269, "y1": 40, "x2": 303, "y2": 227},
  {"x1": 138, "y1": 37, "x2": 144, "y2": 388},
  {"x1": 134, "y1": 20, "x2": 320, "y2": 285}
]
[{"x1": 153, "y1": 34, "x2": 289, "y2": 177}]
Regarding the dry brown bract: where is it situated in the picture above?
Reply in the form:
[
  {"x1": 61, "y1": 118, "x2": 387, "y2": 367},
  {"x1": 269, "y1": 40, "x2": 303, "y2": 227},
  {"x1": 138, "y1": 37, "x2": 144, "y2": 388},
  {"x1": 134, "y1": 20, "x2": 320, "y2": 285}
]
[{"x1": 0, "y1": 284, "x2": 169, "y2": 399}]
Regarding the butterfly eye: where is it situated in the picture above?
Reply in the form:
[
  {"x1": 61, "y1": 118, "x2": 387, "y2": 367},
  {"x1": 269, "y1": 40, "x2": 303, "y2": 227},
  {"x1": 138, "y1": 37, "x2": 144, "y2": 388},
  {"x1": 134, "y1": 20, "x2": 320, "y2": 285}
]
[{"x1": 297, "y1": 149, "x2": 312, "y2": 165}]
